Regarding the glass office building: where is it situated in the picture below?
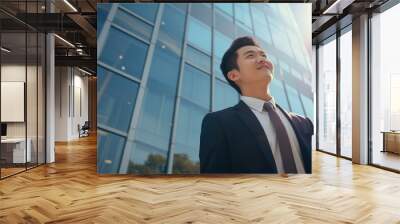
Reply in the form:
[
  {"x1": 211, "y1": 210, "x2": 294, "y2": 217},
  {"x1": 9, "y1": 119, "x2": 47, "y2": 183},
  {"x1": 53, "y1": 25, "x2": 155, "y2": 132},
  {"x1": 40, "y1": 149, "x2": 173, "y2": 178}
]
[{"x1": 97, "y1": 3, "x2": 313, "y2": 174}]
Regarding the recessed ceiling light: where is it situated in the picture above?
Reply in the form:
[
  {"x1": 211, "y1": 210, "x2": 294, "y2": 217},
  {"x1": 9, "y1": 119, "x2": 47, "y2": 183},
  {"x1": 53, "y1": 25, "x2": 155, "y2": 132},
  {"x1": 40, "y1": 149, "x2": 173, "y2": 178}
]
[
  {"x1": 54, "y1": 34, "x2": 75, "y2": 48},
  {"x1": 63, "y1": 0, "x2": 78, "y2": 12},
  {"x1": 1, "y1": 47, "x2": 11, "y2": 53},
  {"x1": 78, "y1": 67, "x2": 92, "y2": 76}
]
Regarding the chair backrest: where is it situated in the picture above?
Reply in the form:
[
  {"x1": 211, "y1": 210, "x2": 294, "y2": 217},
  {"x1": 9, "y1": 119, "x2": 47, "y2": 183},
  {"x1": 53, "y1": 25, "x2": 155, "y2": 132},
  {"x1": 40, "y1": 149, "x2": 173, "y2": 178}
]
[{"x1": 82, "y1": 121, "x2": 90, "y2": 129}]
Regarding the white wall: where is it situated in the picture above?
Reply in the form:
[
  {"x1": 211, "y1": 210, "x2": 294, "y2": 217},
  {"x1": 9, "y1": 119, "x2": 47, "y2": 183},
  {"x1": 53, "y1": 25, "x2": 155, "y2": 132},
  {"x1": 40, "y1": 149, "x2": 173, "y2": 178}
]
[
  {"x1": 1, "y1": 65, "x2": 34, "y2": 138},
  {"x1": 55, "y1": 66, "x2": 89, "y2": 141}
]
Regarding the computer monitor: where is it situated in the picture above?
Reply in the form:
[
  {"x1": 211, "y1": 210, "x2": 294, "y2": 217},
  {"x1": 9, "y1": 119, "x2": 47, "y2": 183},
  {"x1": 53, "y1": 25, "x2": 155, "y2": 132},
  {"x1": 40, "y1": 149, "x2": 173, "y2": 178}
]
[{"x1": 1, "y1": 123, "x2": 7, "y2": 137}]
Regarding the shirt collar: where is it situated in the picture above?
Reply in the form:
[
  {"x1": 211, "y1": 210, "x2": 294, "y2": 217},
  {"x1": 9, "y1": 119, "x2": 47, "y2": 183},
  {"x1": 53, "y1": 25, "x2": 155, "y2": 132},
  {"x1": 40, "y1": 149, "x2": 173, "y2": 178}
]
[{"x1": 240, "y1": 95, "x2": 276, "y2": 113}]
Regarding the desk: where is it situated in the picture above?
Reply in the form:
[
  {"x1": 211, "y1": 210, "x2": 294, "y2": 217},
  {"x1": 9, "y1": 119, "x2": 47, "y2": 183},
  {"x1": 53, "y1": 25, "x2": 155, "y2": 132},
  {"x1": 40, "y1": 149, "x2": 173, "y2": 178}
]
[
  {"x1": 381, "y1": 131, "x2": 400, "y2": 154},
  {"x1": 1, "y1": 138, "x2": 31, "y2": 163}
]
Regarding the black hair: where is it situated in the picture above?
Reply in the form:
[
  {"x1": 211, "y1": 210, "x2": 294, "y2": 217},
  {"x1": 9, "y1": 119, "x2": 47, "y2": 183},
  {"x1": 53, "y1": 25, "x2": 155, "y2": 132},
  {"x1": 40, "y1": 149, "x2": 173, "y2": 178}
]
[{"x1": 220, "y1": 36, "x2": 261, "y2": 94}]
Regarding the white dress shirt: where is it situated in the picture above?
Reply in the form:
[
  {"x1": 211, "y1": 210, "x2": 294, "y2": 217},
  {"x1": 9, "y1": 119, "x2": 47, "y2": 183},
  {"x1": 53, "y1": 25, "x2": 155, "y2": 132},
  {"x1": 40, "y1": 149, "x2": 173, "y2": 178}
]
[{"x1": 240, "y1": 96, "x2": 305, "y2": 173}]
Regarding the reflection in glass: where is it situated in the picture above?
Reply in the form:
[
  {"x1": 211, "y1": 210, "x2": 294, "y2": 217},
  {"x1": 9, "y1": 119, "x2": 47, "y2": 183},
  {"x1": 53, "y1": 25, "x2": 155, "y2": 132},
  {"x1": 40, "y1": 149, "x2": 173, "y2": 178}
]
[
  {"x1": 301, "y1": 94, "x2": 314, "y2": 121},
  {"x1": 131, "y1": 43, "x2": 182, "y2": 173},
  {"x1": 234, "y1": 3, "x2": 252, "y2": 28},
  {"x1": 269, "y1": 20, "x2": 294, "y2": 59},
  {"x1": 187, "y1": 17, "x2": 211, "y2": 55},
  {"x1": 214, "y1": 31, "x2": 232, "y2": 59},
  {"x1": 371, "y1": 4, "x2": 400, "y2": 171},
  {"x1": 340, "y1": 29, "x2": 352, "y2": 158},
  {"x1": 251, "y1": 6, "x2": 272, "y2": 46},
  {"x1": 214, "y1": 80, "x2": 239, "y2": 111},
  {"x1": 185, "y1": 45, "x2": 211, "y2": 73},
  {"x1": 128, "y1": 141, "x2": 167, "y2": 174},
  {"x1": 158, "y1": 4, "x2": 186, "y2": 52},
  {"x1": 121, "y1": 3, "x2": 158, "y2": 23},
  {"x1": 97, "y1": 3, "x2": 112, "y2": 33},
  {"x1": 270, "y1": 79, "x2": 290, "y2": 111},
  {"x1": 214, "y1": 9, "x2": 235, "y2": 39},
  {"x1": 99, "y1": 27, "x2": 148, "y2": 79},
  {"x1": 213, "y1": 57, "x2": 224, "y2": 80},
  {"x1": 97, "y1": 130, "x2": 126, "y2": 173},
  {"x1": 97, "y1": 66, "x2": 139, "y2": 133},
  {"x1": 215, "y1": 3, "x2": 233, "y2": 16},
  {"x1": 318, "y1": 37, "x2": 337, "y2": 154},
  {"x1": 173, "y1": 64, "x2": 210, "y2": 173},
  {"x1": 286, "y1": 84, "x2": 305, "y2": 116},
  {"x1": 235, "y1": 23, "x2": 253, "y2": 38},
  {"x1": 113, "y1": 8, "x2": 153, "y2": 41},
  {"x1": 190, "y1": 3, "x2": 212, "y2": 26}
]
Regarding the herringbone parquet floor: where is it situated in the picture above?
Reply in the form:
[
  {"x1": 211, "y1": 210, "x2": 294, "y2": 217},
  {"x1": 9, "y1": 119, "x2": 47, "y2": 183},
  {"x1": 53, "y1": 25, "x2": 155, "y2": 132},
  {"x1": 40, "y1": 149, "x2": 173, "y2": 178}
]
[{"x1": 1, "y1": 134, "x2": 400, "y2": 223}]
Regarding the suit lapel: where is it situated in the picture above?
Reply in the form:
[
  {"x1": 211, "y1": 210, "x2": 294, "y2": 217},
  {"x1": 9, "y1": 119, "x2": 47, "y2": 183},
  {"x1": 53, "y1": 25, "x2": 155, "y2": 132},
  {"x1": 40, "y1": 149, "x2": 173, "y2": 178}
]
[
  {"x1": 276, "y1": 104, "x2": 311, "y2": 172},
  {"x1": 234, "y1": 101, "x2": 277, "y2": 172}
]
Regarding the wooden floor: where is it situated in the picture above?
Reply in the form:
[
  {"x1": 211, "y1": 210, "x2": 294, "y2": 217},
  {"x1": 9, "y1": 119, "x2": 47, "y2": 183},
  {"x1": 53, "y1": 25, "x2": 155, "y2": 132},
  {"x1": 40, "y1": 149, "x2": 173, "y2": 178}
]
[{"x1": 1, "y1": 135, "x2": 400, "y2": 223}]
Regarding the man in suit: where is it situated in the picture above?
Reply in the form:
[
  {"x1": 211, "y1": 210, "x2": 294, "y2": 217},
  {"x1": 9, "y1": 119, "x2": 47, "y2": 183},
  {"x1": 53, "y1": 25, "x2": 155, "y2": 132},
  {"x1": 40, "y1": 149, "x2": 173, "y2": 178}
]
[{"x1": 199, "y1": 36, "x2": 314, "y2": 174}]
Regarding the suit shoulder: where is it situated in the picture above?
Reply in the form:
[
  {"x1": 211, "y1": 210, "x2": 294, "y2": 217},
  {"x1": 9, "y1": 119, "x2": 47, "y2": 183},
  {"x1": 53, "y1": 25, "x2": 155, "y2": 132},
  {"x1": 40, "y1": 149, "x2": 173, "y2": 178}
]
[
  {"x1": 204, "y1": 106, "x2": 236, "y2": 119},
  {"x1": 288, "y1": 112, "x2": 308, "y2": 122},
  {"x1": 287, "y1": 112, "x2": 314, "y2": 133}
]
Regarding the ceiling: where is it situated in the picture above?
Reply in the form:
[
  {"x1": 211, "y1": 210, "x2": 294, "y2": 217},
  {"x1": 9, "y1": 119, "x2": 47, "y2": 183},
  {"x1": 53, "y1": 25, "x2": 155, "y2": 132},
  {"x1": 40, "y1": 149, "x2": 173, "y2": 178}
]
[{"x1": 0, "y1": 0, "x2": 395, "y2": 75}]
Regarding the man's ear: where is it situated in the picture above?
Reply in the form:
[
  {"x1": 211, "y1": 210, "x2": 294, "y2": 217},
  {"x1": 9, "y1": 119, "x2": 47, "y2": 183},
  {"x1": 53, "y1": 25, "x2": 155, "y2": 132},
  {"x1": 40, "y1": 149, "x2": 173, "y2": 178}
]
[{"x1": 227, "y1": 70, "x2": 240, "y2": 82}]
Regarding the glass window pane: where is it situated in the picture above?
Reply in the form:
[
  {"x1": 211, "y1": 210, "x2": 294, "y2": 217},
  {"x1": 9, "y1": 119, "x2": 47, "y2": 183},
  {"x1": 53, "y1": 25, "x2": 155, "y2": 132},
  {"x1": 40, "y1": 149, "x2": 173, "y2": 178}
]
[
  {"x1": 234, "y1": 3, "x2": 252, "y2": 28},
  {"x1": 340, "y1": 29, "x2": 352, "y2": 158},
  {"x1": 132, "y1": 43, "x2": 181, "y2": 173},
  {"x1": 371, "y1": 4, "x2": 400, "y2": 171},
  {"x1": 97, "y1": 3, "x2": 112, "y2": 33},
  {"x1": 235, "y1": 23, "x2": 253, "y2": 38},
  {"x1": 190, "y1": 3, "x2": 212, "y2": 25},
  {"x1": 97, "y1": 66, "x2": 139, "y2": 133},
  {"x1": 99, "y1": 27, "x2": 149, "y2": 79},
  {"x1": 214, "y1": 9, "x2": 235, "y2": 39},
  {"x1": 113, "y1": 8, "x2": 153, "y2": 41},
  {"x1": 269, "y1": 19, "x2": 294, "y2": 59},
  {"x1": 98, "y1": 130, "x2": 126, "y2": 174},
  {"x1": 214, "y1": 31, "x2": 232, "y2": 60},
  {"x1": 187, "y1": 17, "x2": 211, "y2": 55},
  {"x1": 215, "y1": 3, "x2": 233, "y2": 16},
  {"x1": 270, "y1": 79, "x2": 290, "y2": 111},
  {"x1": 214, "y1": 80, "x2": 239, "y2": 111},
  {"x1": 214, "y1": 58, "x2": 225, "y2": 80},
  {"x1": 318, "y1": 37, "x2": 337, "y2": 154},
  {"x1": 158, "y1": 4, "x2": 186, "y2": 51},
  {"x1": 181, "y1": 64, "x2": 210, "y2": 108},
  {"x1": 1, "y1": 31, "x2": 27, "y2": 177},
  {"x1": 251, "y1": 6, "x2": 273, "y2": 46},
  {"x1": 128, "y1": 141, "x2": 167, "y2": 174},
  {"x1": 300, "y1": 94, "x2": 314, "y2": 121},
  {"x1": 173, "y1": 64, "x2": 210, "y2": 173},
  {"x1": 121, "y1": 3, "x2": 158, "y2": 23},
  {"x1": 286, "y1": 84, "x2": 305, "y2": 116},
  {"x1": 185, "y1": 45, "x2": 211, "y2": 73}
]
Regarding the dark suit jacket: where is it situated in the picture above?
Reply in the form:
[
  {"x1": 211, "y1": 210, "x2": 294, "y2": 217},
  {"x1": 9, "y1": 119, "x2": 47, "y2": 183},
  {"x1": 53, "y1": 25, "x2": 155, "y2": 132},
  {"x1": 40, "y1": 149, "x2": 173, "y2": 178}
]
[{"x1": 199, "y1": 100, "x2": 314, "y2": 174}]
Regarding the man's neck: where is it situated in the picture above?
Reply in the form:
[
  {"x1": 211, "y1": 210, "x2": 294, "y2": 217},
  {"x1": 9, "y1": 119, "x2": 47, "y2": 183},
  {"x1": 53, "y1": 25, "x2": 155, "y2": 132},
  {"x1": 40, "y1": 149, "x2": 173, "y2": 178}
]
[{"x1": 241, "y1": 86, "x2": 272, "y2": 102}]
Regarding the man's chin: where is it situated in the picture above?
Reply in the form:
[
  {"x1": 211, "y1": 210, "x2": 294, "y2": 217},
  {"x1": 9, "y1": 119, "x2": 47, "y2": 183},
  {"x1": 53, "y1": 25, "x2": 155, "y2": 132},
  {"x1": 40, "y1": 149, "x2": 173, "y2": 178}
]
[{"x1": 264, "y1": 70, "x2": 273, "y2": 79}]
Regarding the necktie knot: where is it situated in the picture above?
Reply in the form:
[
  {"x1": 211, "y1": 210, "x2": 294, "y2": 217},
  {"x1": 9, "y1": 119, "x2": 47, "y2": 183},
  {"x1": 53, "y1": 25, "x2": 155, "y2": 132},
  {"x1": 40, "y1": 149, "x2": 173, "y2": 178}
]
[{"x1": 263, "y1": 101, "x2": 275, "y2": 112}]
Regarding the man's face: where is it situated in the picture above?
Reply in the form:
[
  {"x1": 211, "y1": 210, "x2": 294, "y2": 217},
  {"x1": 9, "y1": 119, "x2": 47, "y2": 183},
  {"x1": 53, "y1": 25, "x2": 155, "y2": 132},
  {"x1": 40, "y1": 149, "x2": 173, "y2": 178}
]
[{"x1": 228, "y1": 45, "x2": 274, "y2": 88}]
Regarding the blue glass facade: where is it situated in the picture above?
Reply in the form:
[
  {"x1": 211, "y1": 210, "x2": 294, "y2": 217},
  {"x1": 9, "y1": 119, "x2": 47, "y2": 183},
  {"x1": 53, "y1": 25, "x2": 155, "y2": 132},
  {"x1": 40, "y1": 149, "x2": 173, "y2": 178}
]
[{"x1": 97, "y1": 3, "x2": 313, "y2": 174}]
